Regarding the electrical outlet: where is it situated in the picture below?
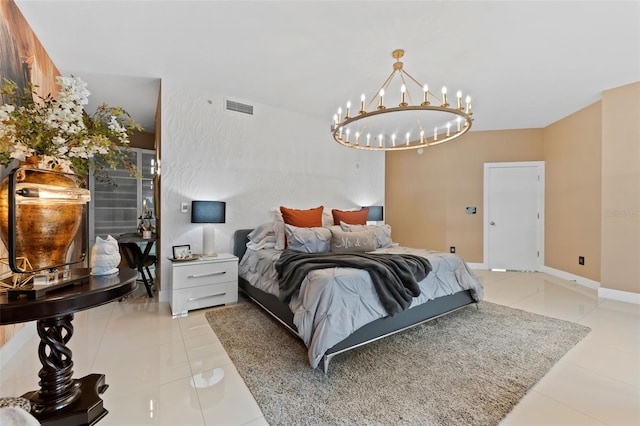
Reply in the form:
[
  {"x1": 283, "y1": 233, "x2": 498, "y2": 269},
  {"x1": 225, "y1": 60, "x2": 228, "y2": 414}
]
[
  {"x1": 579, "y1": 256, "x2": 585, "y2": 265},
  {"x1": 450, "y1": 246, "x2": 456, "y2": 253}
]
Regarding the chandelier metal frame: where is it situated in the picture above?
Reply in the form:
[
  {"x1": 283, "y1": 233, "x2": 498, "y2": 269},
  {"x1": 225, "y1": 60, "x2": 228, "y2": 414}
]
[{"x1": 331, "y1": 49, "x2": 474, "y2": 151}]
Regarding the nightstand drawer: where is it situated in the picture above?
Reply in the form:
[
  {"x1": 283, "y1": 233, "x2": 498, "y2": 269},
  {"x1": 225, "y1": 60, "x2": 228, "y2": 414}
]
[
  {"x1": 172, "y1": 281, "x2": 237, "y2": 317},
  {"x1": 172, "y1": 261, "x2": 238, "y2": 290}
]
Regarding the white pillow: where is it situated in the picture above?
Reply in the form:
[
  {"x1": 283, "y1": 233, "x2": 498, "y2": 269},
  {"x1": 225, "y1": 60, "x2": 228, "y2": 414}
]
[
  {"x1": 246, "y1": 236, "x2": 276, "y2": 250},
  {"x1": 285, "y1": 224, "x2": 331, "y2": 253},
  {"x1": 339, "y1": 221, "x2": 393, "y2": 248},
  {"x1": 248, "y1": 222, "x2": 275, "y2": 243},
  {"x1": 271, "y1": 209, "x2": 286, "y2": 250}
]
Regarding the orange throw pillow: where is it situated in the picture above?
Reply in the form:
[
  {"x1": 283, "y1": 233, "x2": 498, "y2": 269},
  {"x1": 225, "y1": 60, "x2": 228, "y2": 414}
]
[
  {"x1": 332, "y1": 208, "x2": 369, "y2": 225},
  {"x1": 280, "y1": 206, "x2": 324, "y2": 227}
]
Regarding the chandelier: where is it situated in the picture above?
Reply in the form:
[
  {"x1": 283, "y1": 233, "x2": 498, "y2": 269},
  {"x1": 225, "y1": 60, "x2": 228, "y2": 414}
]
[{"x1": 331, "y1": 49, "x2": 473, "y2": 151}]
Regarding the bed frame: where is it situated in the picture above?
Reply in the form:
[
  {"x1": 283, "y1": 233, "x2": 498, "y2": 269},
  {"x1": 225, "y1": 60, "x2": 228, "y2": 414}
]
[{"x1": 233, "y1": 229, "x2": 478, "y2": 373}]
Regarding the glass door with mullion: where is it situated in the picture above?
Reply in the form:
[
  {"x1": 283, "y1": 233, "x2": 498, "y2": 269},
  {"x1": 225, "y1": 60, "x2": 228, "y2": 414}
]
[{"x1": 89, "y1": 148, "x2": 156, "y2": 245}]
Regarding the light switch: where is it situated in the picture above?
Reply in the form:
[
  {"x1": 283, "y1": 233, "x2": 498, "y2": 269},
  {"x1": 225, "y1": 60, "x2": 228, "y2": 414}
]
[{"x1": 181, "y1": 202, "x2": 189, "y2": 213}]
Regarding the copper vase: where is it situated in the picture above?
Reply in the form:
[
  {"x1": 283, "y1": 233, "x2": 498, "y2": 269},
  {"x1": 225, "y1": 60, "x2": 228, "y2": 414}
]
[{"x1": 0, "y1": 156, "x2": 87, "y2": 272}]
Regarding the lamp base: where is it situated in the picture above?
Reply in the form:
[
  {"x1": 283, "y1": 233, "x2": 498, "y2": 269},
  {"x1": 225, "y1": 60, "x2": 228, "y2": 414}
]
[{"x1": 202, "y1": 224, "x2": 216, "y2": 256}]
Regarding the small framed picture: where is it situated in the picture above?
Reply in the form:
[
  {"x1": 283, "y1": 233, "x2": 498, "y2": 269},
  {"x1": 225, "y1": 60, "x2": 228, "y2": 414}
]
[{"x1": 172, "y1": 244, "x2": 191, "y2": 259}]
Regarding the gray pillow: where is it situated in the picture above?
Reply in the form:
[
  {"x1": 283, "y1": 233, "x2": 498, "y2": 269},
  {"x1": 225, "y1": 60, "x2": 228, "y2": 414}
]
[
  {"x1": 339, "y1": 221, "x2": 393, "y2": 248},
  {"x1": 330, "y1": 228, "x2": 376, "y2": 253},
  {"x1": 285, "y1": 224, "x2": 331, "y2": 253}
]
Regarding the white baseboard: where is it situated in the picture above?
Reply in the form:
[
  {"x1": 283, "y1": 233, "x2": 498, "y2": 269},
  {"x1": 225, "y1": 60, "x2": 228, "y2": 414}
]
[
  {"x1": 541, "y1": 266, "x2": 601, "y2": 290},
  {"x1": 598, "y1": 287, "x2": 640, "y2": 304},
  {"x1": 0, "y1": 321, "x2": 36, "y2": 369}
]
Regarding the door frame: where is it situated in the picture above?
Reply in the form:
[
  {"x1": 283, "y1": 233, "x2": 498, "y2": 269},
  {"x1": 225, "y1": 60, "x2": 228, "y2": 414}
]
[{"x1": 483, "y1": 161, "x2": 545, "y2": 271}]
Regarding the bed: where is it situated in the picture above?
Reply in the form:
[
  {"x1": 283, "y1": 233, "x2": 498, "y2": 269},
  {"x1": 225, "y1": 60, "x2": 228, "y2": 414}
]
[{"x1": 233, "y1": 223, "x2": 484, "y2": 374}]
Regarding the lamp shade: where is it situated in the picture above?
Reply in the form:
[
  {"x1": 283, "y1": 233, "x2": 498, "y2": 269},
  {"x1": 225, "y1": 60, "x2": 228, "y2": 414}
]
[
  {"x1": 191, "y1": 201, "x2": 226, "y2": 223},
  {"x1": 364, "y1": 205, "x2": 383, "y2": 221}
]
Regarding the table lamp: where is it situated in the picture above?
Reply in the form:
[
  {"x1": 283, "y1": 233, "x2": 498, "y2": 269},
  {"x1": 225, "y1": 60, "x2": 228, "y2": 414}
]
[
  {"x1": 363, "y1": 205, "x2": 384, "y2": 224},
  {"x1": 191, "y1": 200, "x2": 225, "y2": 257}
]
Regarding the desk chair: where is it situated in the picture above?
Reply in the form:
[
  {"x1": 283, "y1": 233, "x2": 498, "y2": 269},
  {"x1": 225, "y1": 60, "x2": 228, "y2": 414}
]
[{"x1": 119, "y1": 242, "x2": 157, "y2": 297}]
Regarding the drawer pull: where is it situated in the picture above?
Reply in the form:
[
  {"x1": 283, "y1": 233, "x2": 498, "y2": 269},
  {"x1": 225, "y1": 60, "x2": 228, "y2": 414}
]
[
  {"x1": 188, "y1": 271, "x2": 226, "y2": 279},
  {"x1": 188, "y1": 292, "x2": 226, "y2": 302}
]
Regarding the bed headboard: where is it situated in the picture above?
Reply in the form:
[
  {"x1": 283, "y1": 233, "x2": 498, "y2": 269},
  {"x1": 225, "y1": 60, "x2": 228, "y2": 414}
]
[{"x1": 233, "y1": 229, "x2": 253, "y2": 260}]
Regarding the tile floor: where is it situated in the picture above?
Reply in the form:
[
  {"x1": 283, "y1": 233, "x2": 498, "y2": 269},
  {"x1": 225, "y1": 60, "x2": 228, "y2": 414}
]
[{"x1": 1, "y1": 270, "x2": 639, "y2": 425}]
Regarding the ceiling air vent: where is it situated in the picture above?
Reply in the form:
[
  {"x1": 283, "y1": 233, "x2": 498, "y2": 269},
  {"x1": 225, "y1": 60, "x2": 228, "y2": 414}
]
[{"x1": 225, "y1": 99, "x2": 254, "y2": 115}]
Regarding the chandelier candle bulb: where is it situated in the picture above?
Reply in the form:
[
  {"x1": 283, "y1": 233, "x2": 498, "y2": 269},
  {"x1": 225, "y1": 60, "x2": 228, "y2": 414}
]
[
  {"x1": 345, "y1": 129, "x2": 350, "y2": 143},
  {"x1": 466, "y1": 95, "x2": 471, "y2": 114},
  {"x1": 406, "y1": 132, "x2": 410, "y2": 146},
  {"x1": 422, "y1": 84, "x2": 429, "y2": 105},
  {"x1": 457, "y1": 117, "x2": 462, "y2": 132},
  {"x1": 339, "y1": 127, "x2": 343, "y2": 139},
  {"x1": 420, "y1": 130, "x2": 425, "y2": 144},
  {"x1": 360, "y1": 94, "x2": 366, "y2": 114},
  {"x1": 366, "y1": 133, "x2": 371, "y2": 147},
  {"x1": 379, "y1": 134, "x2": 383, "y2": 148},
  {"x1": 434, "y1": 127, "x2": 438, "y2": 141},
  {"x1": 457, "y1": 91, "x2": 463, "y2": 110},
  {"x1": 400, "y1": 84, "x2": 407, "y2": 106},
  {"x1": 346, "y1": 101, "x2": 351, "y2": 119},
  {"x1": 392, "y1": 134, "x2": 396, "y2": 147},
  {"x1": 441, "y1": 87, "x2": 448, "y2": 107},
  {"x1": 446, "y1": 122, "x2": 451, "y2": 137},
  {"x1": 378, "y1": 89, "x2": 385, "y2": 110},
  {"x1": 355, "y1": 131, "x2": 360, "y2": 145}
]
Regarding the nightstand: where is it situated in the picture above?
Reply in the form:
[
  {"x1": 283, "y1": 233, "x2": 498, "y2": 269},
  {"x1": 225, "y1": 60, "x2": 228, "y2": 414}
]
[{"x1": 169, "y1": 253, "x2": 238, "y2": 318}]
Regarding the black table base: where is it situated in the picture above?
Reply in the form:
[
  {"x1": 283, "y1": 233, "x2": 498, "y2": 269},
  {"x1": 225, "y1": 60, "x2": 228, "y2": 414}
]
[
  {"x1": 22, "y1": 373, "x2": 109, "y2": 426},
  {"x1": 1, "y1": 268, "x2": 137, "y2": 425},
  {"x1": 19, "y1": 313, "x2": 110, "y2": 425}
]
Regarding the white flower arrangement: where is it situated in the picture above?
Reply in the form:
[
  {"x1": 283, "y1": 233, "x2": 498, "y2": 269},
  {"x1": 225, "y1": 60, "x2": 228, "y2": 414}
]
[{"x1": 0, "y1": 76, "x2": 141, "y2": 180}]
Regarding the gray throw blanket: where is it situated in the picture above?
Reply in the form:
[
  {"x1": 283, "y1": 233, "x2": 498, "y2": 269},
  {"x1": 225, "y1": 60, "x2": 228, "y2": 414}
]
[{"x1": 275, "y1": 250, "x2": 432, "y2": 316}]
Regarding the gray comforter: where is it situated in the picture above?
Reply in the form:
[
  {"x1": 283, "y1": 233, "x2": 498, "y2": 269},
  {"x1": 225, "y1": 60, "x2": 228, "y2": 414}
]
[
  {"x1": 239, "y1": 246, "x2": 483, "y2": 368},
  {"x1": 276, "y1": 250, "x2": 431, "y2": 316}
]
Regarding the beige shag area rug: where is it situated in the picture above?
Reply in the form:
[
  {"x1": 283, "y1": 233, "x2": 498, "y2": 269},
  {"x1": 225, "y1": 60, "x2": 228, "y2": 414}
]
[{"x1": 205, "y1": 301, "x2": 590, "y2": 426}]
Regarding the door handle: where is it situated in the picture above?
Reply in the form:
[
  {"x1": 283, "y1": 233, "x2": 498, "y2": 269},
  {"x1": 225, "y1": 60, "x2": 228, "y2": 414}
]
[{"x1": 490, "y1": 221, "x2": 496, "y2": 226}]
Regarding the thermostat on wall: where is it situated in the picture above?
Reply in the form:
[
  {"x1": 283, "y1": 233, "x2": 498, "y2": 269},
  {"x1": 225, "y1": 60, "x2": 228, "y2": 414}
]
[{"x1": 466, "y1": 207, "x2": 477, "y2": 214}]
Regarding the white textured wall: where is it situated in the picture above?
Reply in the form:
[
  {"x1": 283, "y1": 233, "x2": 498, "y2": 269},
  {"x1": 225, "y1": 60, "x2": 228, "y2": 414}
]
[{"x1": 160, "y1": 81, "x2": 384, "y2": 299}]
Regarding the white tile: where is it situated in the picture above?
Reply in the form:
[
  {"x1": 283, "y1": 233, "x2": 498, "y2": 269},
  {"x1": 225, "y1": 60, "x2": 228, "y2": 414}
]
[
  {"x1": 2, "y1": 270, "x2": 639, "y2": 426},
  {"x1": 101, "y1": 375, "x2": 205, "y2": 426},
  {"x1": 500, "y1": 390, "x2": 606, "y2": 426},
  {"x1": 242, "y1": 417, "x2": 270, "y2": 426},
  {"x1": 579, "y1": 299, "x2": 640, "y2": 337},
  {"x1": 179, "y1": 313, "x2": 216, "y2": 340},
  {"x1": 92, "y1": 338, "x2": 192, "y2": 398},
  {"x1": 510, "y1": 281, "x2": 599, "y2": 322},
  {"x1": 579, "y1": 326, "x2": 640, "y2": 357},
  {"x1": 196, "y1": 364, "x2": 264, "y2": 426},
  {"x1": 533, "y1": 362, "x2": 640, "y2": 425},
  {"x1": 561, "y1": 335, "x2": 640, "y2": 387}
]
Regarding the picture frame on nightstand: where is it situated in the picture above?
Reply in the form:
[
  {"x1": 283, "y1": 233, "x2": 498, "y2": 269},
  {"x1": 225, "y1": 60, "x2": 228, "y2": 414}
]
[{"x1": 172, "y1": 244, "x2": 191, "y2": 259}]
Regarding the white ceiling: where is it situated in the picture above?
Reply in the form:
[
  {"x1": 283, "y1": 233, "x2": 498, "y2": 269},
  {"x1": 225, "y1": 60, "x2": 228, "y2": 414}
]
[{"x1": 15, "y1": 0, "x2": 640, "y2": 133}]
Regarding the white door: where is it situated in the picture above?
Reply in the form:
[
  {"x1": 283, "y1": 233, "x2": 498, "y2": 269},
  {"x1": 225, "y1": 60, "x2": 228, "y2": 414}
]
[{"x1": 484, "y1": 162, "x2": 544, "y2": 271}]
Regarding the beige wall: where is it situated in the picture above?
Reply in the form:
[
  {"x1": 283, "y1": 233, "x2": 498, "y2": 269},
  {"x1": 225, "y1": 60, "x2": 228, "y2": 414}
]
[
  {"x1": 543, "y1": 102, "x2": 602, "y2": 281},
  {"x1": 386, "y1": 129, "x2": 544, "y2": 262},
  {"x1": 601, "y1": 82, "x2": 640, "y2": 294},
  {"x1": 387, "y1": 82, "x2": 640, "y2": 297}
]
